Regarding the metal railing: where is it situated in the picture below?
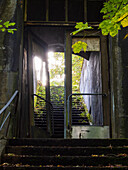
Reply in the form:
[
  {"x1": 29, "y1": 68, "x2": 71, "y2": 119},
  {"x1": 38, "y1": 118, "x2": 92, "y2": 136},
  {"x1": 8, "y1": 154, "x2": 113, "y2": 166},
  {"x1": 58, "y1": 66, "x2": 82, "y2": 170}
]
[
  {"x1": 33, "y1": 94, "x2": 54, "y2": 135},
  {"x1": 0, "y1": 90, "x2": 19, "y2": 135},
  {"x1": 67, "y1": 93, "x2": 107, "y2": 129}
]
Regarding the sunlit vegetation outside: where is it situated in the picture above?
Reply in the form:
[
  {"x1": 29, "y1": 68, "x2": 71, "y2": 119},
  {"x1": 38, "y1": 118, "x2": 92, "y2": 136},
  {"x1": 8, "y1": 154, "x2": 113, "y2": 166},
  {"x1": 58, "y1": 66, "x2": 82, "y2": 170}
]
[{"x1": 33, "y1": 52, "x2": 89, "y2": 121}]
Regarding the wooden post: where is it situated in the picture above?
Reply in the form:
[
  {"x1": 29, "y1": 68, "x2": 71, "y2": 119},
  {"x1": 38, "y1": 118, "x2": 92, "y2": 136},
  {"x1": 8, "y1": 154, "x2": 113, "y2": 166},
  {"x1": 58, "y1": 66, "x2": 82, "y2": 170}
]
[
  {"x1": 45, "y1": 53, "x2": 51, "y2": 135},
  {"x1": 65, "y1": 0, "x2": 68, "y2": 22},
  {"x1": 84, "y1": 0, "x2": 87, "y2": 22},
  {"x1": 27, "y1": 33, "x2": 35, "y2": 137},
  {"x1": 64, "y1": 30, "x2": 72, "y2": 138},
  {"x1": 24, "y1": 0, "x2": 27, "y2": 22},
  {"x1": 46, "y1": 0, "x2": 49, "y2": 22},
  {"x1": 100, "y1": 35, "x2": 110, "y2": 127}
]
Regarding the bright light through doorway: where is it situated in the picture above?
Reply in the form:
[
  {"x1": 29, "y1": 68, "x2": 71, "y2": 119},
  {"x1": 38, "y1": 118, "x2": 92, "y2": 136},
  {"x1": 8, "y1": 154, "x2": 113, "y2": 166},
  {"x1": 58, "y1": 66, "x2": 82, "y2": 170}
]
[
  {"x1": 33, "y1": 52, "x2": 65, "y2": 87},
  {"x1": 42, "y1": 62, "x2": 46, "y2": 86},
  {"x1": 34, "y1": 56, "x2": 42, "y2": 72},
  {"x1": 33, "y1": 56, "x2": 46, "y2": 86},
  {"x1": 48, "y1": 51, "x2": 56, "y2": 69}
]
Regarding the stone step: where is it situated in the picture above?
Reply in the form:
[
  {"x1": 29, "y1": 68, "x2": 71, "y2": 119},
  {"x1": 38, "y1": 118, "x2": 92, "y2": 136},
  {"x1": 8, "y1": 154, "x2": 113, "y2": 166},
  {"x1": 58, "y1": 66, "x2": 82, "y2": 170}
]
[
  {"x1": 34, "y1": 126, "x2": 64, "y2": 131},
  {"x1": 34, "y1": 95, "x2": 89, "y2": 138},
  {"x1": 8, "y1": 139, "x2": 128, "y2": 147},
  {"x1": 35, "y1": 121, "x2": 64, "y2": 125},
  {"x1": 34, "y1": 113, "x2": 88, "y2": 117},
  {"x1": 34, "y1": 112, "x2": 87, "y2": 116},
  {"x1": 53, "y1": 127, "x2": 64, "y2": 131},
  {"x1": 34, "y1": 113, "x2": 64, "y2": 116},
  {"x1": 5, "y1": 146, "x2": 128, "y2": 156},
  {"x1": 1, "y1": 166, "x2": 128, "y2": 169},
  {"x1": 2, "y1": 155, "x2": 128, "y2": 166},
  {"x1": 2, "y1": 139, "x2": 128, "y2": 169},
  {"x1": 52, "y1": 134, "x2": 64, "y2": 138},
  {"x1": 34, "y1": 115, "x2": 64, "y2": 119}
]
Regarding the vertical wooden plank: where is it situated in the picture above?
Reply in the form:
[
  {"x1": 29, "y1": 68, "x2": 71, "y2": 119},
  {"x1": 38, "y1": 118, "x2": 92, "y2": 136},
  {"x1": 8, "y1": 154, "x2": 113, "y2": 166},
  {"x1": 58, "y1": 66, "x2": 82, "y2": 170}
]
[
  {"x1": 65, "y1": 0, "x2": 68, "y2": 22},
  {"x1": 45, "y1": 53, "x2": 51, "y2": 135},
  {"x1": 24, "y1": 0, "x2": 27, "y2": 21},
  {"x1": 64, "y1": 30, "x2": 72, "y2": 138},
  {"x1": 16, "y1": 0, "x2": 26, "y2": 138},
  {"x1": 84, "y1": 0, "x2": 87, "y2": 22},
  {"x1": 100, "y1": 35, "x2": 110, "y2": 127},
  {"x1": 46, "y1": 0, "x2": 49, "y2": 22},
  {"x1": 27, "y1": 33, "x2": 34, "y2": 137}
]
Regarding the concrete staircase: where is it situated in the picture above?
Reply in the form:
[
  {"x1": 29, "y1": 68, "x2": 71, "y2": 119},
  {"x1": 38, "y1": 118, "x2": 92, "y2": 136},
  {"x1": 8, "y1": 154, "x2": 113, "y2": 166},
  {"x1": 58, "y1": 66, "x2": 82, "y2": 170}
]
[
  {"x1": 34, "y1": 101, "x2": 64, "y2": 138},
  {"x1": 1, "y1": 138, "x2": 128, "y2": 169},
  {"x1": 72, "y1": 98, "x2": 89, "y2": 126},
  {"x1": 34, "y1": 86, "x2": 89, "y2": 138}
]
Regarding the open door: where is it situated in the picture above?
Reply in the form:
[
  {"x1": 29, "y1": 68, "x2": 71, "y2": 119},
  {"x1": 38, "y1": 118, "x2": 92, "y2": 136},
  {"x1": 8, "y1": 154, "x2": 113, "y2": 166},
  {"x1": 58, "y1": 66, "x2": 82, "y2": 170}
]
[
  {"x1": 65, "y1": 31, "x2": 110, "y2": 139},
  {"x1": 27, "y1": 31, "x2": 51, "y2": 137}
]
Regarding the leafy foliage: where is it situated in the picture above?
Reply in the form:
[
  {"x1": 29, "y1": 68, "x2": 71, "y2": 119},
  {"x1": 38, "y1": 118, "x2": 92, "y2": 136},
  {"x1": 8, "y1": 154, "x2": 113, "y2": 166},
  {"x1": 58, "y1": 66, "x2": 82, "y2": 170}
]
[
  {"x1": 34, "y1": 82, "x2": 46, "y2": 114},
  {"x1": 72, "y1": 22, "x2": 93, "y2": 53},
  {"x1": 50, "y1": 53, "x2": 64, "y2": 86},
  {"x1": 49, "y1": 52, "x2": 83, "y2": 92},
  {"x1": 72, "y1": 22, "x2": 93, "y2": 36},
  {"x1": 34, "y1": 52, "x2": 90, "y2": 122},
  {"x1": 72, "y1": 41, "x2": 87, "y2": 53},
  {"x1": 72, "y1": 54, "x2": 83, "y2": 92},
  {"x1": 72, "y1": 0, "x2": 128, "y2": 53},
  {"x1": 0, "y1": 20, "x2": 17, "y2": 34},
  {"x1": 72, "y1": 55, "x2": 90, "y2": 122},
  {"x1": 99, "y1": 0, "x2": 128, "y2": 37},
  {"x1": 80, "y1": 111, "x2": 92, "y2": 123}
]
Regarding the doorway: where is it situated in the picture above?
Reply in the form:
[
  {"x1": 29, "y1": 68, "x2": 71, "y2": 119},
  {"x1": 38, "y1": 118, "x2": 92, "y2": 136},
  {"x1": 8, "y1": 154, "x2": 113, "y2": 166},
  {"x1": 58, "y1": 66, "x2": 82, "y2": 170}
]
[
  {"x1": 26, "y1": 27, "x2": 66, "y2": 138},
  {"x1": 69, "y1": 35, "x2": 110, "y2": 139},
  {"x1": 25, "y1": 27, "x2": 110, "y2": 139},
  {"x1": 34, "y1": 52, "x2": 65, "y2": 138}
]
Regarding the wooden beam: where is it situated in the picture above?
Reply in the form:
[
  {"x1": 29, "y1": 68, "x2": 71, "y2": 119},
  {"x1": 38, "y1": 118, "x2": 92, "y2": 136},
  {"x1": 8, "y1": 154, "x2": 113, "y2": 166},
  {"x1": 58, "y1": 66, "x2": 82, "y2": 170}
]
[
  {"x1": 45, "y1": 52, "x2": 51, "y2": 135},
  {"x1": 84, "y1": 0, "x2": 87, "y2": 22},
  {"x1": 100, "y1": 35, "x2": 110, "y2": 126},
  {"x1": 46, "y1": 0, "x2": 49, "y2": 22},
  {"x1": 65, "y1": 0, "x2": 68, "y2": 22},
  {"x1": 28, "y1": 33, "x2": 34, "y2": 137},
  {"x1": 24, "y1": 0, "x2": 27, "y2": 22},
  {"x1": 64, "y1": 30, "x2": 72, "y2": 138}
]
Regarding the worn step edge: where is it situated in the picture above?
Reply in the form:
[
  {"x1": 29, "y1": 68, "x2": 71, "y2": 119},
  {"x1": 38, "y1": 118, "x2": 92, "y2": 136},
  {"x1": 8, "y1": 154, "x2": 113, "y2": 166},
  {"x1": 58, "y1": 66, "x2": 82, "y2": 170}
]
[
  {"x1": 2, "y1": 155, "x2": 128, "y2": 166},
  {"x1": 5, "y1": 146, "x2": 128, "y2": 156},
  {"x1": 1, "y1": 165, "x2": 128, "y2": 169},
  {"x1": 8, "y1": 139, "x2": 128, "y2": 147}
]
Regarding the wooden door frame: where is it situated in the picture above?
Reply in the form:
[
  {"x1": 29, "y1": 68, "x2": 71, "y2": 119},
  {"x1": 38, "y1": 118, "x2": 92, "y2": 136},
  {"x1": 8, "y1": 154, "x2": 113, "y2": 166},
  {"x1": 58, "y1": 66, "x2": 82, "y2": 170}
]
[
  {"x1": 100, "y1": 35, "x2": 110, "y2": 127},
  {"x1": 64, "y1": 30, "x2": 111, "y2": 138},
  {"x1": 27, "y1": 30, "x2": 51, "y2": 136}
]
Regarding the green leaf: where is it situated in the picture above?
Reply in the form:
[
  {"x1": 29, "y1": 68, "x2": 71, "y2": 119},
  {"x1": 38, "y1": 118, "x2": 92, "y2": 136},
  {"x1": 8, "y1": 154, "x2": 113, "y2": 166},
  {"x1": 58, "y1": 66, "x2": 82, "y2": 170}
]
[
  {"x1": 9, "y1": 22, "x2": 16, "y2": 26},
  {"x1": 3, "y1": 21, "x2": 10, "y2": 28},
  {"x1": 8, "y1": 29, "x2": 14, "y2": 34},
  {"x1": 1, "y1": 28, "x2": 6, "y2": 32},
  {"x1": 72, "y1": 41, "x2": 87, "y2": 53},
  {"x1": 99, "y1": 0, "x2": 128, "y2": 37},
  {"x1": 82, "y1": 42, "x2": 88, "y2": 52},
  {"x1": 72, "y1": 22, "x2": 93, "y2": 35},
  {"x1": 0, "y1": 20, "x2": 17, "y2": 34}
]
